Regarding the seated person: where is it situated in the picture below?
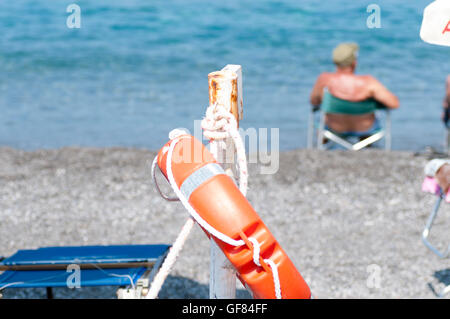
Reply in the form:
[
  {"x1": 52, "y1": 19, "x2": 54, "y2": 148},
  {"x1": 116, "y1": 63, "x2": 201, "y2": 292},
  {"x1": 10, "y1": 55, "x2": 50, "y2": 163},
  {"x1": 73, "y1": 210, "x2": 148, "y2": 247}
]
[
  {"x1": 310, "y1": 43, "x2": 399, "y2": 134},
  {"x1": 442, "y1": 75, "x2": 450, "y2": 127},
  {"x1": 424, "y1": 159, "x2": 450, "y2": 199}
]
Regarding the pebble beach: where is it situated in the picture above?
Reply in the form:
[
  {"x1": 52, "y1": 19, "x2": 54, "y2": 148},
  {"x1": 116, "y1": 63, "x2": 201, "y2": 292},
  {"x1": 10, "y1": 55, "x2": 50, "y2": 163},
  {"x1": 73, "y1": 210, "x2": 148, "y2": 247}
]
[{"x1": 1, "y1": 147, "x2": 449, "y2": 299}]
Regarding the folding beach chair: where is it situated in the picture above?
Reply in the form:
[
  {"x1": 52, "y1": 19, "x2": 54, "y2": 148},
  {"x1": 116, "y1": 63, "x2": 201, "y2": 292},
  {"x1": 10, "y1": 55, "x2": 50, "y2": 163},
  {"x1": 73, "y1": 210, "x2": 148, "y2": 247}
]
[
  {"x1": 307, "y1": 91, "x2": 391, "y2": 151},
  {"x1": 0, "y1": 244, "x2": 170, "y2": 299},
  {"x1": 421, "y1": 176, "x2": 450, "y2": 297}
]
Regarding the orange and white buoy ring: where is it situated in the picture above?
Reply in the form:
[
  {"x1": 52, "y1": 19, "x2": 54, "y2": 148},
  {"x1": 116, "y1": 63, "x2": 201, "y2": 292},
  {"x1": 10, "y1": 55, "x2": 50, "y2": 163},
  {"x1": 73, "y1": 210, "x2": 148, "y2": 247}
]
[{"x1": 154, "y1": 133, "x2": 311, "y2": 299}]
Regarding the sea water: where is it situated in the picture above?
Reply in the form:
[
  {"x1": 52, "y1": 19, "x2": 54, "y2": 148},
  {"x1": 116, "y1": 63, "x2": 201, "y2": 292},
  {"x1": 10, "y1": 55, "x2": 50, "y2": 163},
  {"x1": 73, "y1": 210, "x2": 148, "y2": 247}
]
[{"x1": 0, "y1": 0, "x2": 448, "y2": 151}]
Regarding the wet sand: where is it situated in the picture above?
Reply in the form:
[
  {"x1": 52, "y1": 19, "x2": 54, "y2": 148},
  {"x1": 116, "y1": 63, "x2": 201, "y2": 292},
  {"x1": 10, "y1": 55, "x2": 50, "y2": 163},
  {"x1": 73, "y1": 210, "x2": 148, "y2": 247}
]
[{"x1": 0, "y1": 147, "x2": 449, "y2": 298}]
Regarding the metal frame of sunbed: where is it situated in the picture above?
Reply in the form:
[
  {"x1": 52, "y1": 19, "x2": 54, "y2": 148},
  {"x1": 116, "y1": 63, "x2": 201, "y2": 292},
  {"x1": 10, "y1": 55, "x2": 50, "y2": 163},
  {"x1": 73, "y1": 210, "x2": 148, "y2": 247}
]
[{"x1": 422, "y1": 193, "x2": 450, "y2": 297}]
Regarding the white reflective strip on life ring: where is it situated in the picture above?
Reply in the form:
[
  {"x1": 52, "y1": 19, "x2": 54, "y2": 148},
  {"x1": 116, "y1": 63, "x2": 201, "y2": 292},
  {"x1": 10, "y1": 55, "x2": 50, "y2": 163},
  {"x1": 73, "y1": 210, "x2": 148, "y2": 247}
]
[{"x1": 179, "y1": 163, "x2": 226, "y2": 200}]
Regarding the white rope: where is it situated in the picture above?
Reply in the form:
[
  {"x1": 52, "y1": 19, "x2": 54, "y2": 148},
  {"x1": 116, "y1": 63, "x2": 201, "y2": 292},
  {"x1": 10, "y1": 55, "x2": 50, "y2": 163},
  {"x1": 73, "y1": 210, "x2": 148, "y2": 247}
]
[
  {"x1": 0, "y1": 282, "x2": 25, "y2": 291},
  {"x1": 201, "y1": 103, "x2": 248, "y2": 196},
  {"x1": 263, "y1": 258, "x2": 282, "y2": 299},
  {"x1": 248, "y1": 237, "x2": 261, "y2": 267},
  {"x1": 145, "y1": 217, "x2": 195, "y2": 299},
  {"x1": 89, "y1": 263, "x2": 136, "y2": 291},
  {"x1": 146, "y1": 130, "x2": 196, "y2": 299},
  {"x1": 248, "y1": 237, "x2": 282, "y2": 299}
]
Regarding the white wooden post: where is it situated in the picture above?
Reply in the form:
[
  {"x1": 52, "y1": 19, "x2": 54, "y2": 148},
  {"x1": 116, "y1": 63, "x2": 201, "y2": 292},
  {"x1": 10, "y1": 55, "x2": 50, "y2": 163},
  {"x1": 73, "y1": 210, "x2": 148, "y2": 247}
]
[{"x1": 207, "y1": 64, "x2": 243, "y2": 299}]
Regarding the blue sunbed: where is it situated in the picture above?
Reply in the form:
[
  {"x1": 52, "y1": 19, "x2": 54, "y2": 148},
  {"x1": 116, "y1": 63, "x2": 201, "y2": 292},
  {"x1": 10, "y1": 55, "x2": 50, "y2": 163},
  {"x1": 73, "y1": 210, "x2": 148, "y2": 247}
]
[{"x1": 0, "y1": 244, "x2": 170, "y2": 298}]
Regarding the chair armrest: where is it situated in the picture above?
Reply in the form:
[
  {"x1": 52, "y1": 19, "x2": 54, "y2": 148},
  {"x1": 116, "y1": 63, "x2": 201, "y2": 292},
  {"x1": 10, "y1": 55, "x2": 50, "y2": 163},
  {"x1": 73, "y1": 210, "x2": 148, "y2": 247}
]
[
  {"x1": 375, "y1": 102, "x2": 389, "y2": 110},
  {"x1": 443, "y1": 107, "x2": 450, "y2": 127},
  {"x1": 311, "y1": 104, "x2": 320, "y2": 112}
]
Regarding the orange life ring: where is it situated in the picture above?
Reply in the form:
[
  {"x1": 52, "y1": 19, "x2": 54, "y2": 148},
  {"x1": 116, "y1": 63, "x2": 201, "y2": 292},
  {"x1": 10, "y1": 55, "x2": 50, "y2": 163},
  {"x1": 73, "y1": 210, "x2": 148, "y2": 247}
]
[{"x1": 156, "y1": 134, "x2": 311, "y2": 299}]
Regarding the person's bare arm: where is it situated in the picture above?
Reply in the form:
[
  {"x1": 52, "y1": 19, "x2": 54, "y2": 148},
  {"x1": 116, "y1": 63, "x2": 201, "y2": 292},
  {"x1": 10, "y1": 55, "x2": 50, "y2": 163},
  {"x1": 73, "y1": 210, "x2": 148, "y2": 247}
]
[
  {"x1": 310, "y1": 73, "x2": 328, "y2": 107},
  {"x1": 436, "y1": 164, "x2": 450, "y2": 193},
  {"x1": 369, "y1": 76, "x2": 399, "y2": 109}
]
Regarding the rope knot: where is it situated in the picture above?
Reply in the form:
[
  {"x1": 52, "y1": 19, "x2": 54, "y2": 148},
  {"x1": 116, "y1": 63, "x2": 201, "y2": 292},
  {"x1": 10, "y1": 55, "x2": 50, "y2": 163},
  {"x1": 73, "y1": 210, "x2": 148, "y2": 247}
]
[{"x1": 201, "y1": 103, "x2": 238, "y2": 140}]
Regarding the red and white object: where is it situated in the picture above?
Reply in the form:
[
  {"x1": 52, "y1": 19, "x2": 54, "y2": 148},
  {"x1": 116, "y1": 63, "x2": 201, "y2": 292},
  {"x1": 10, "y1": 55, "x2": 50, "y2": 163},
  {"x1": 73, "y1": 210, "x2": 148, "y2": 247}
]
[{"x1": 420, "y1": 0, "x2": 450, "y2": 47}]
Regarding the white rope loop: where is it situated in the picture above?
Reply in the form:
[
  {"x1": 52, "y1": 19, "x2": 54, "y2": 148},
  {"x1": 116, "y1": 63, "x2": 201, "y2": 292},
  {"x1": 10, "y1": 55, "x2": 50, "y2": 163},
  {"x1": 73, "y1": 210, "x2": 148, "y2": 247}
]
[
  {"x1": 248, "y1": 237, "x2": 261, "y2": 267},
  {"x1": 248, "y1": 237, "x2": 282, "y2": 299},
  {"x1": 202, "y1": 104, "x2": 233, "y2": 140},
  {"x1": 201, "y1": 103, "x2": 248, "y2": 196},
  {"x1": 145, "y1": 217, "x2": 195, "y2": 299}
]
